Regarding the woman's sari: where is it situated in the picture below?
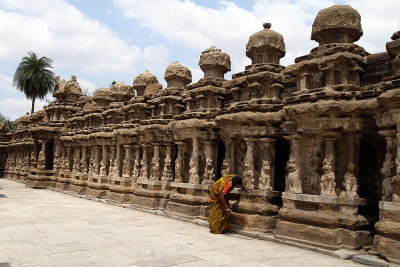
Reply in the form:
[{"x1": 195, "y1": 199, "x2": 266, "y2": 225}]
[{"x1": 208, "y1": 174, "x2": 236, "y2": 234}]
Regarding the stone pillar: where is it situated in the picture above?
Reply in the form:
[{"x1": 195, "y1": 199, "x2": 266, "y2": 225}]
[
  {"x1": 100, "y1": 144, "x2": 108, "y2": 176},
  {"x1": 109, "y1": 146, "x2": 117, "y2": 176},
  {"x1": 88, "y1": 148, "x2": 94, "y2": 175},
  {"x1": 81, "y1": 146, "x2": 88, "y2": 174},
  {"x1": 140, "y1": 144, "x2": 149, "y2": 180},
  {"x1": 150, "y1": 143, "x2": 160, "y2": 181},
  {"x1": 132, "y1": 146, "x2": 141, "y2": 181},
  {"x1": 285, "y1": 135, "x2": 302, "y2": 193},
  {"x1": 122, "y1": 145, "x2": 133, "y2": 178},
  {"x1": 221, "y1": 138, "x2": 232, "y2": 177},
  {"x1": 380, "y1": 130, "x2": 396, "y2": 201},
  {"x1": 243, "y1": 138, "x2": 255, "y2": 189},
  {"x1": 37, "y1": 140, "x2": 46, "y2": 171},
  {"x1": 188, "y1": 137, "x2": 200, "y2": 184},
  {"x1": 393, "y1": 131, "x2": 400, "y2": 202},
  {"x1": 202, "y1": 140, "x2": 215, "y2": 185},
  {"x1": 59, "y1": 147, "x2": 66, "y2": 171},
  {"x1": 53, "y1": 143, "x2": 60, "y2": 172},
  {"x1": 175, "y1": 142, "x2": 185, "y2": 183},
  {"x1": 66, "y1": 147, "x2": 72, "y2": 172},
  {"x1": 73, "y1": 147, "x2": 81, "y2": 173},
  {"x1": 94, "y1": 146, "x2": 101, "y2": 175},
  {"x1": 342, "y1": 134, "x2": 361, "y2": 197},
  {"x1": 115, "y1": 144, "x2": 122, "y2": 177},
  {"x1": 259, "y1": 138, "x2": 276, "y2": 191},
  {"x1": 30, "y1": 143, "x2": 37, "y2": 169},
  {"x1": 161, "y1": 144, "x2": 173, "y2": 182},
  {"x1": 320, "y1": 133, "x2": 339, "y2": 196}
]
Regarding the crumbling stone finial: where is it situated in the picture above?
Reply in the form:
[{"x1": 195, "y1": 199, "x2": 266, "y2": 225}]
[
  {"x1": 263, "y1": 22, "x2": 271, "y2": 29},
  {"x1": 199, "y1": 46, "x2": 231, "y2": 79}
]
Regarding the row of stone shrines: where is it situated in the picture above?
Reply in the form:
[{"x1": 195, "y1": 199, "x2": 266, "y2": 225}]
[{"x1": 1, "y1": 5, "x2": 400, "y2": 264}]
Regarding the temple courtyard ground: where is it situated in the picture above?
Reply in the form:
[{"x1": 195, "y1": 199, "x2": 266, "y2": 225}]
[{"x1": 0, "y1": 179, "x2": 365, "y2": 267}]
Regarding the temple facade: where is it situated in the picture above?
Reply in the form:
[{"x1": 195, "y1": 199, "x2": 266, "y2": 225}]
[{"x1": 1, "y1": 5, "x2": 400, "y2": 264}]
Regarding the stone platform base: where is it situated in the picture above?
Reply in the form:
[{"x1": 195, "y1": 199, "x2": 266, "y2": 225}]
[
  {"x1": 86, "y1": 188, "x2": 108, "y2": 198},
  {"x1": 372, "y1": 201, "x2": 400, "y2": 265},
  {"x1": 69, "y1": 184, "x2": 87, "y2": 195},
  {"x1": 55, "y1": 181, "x2": 70, "y2": 191},
  {"x1": 107, "y1": 191, "x2": 131, "y2": 203},
  {"x1": 26, "y1": 179, "x2": 48, "y2": 189},
  {"x1": 275, "y1": 220, "x2": 372, "y2": 250}
]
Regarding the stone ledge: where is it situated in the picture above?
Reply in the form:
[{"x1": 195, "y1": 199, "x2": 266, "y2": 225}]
[
  {"x1": 352, "y1": 254, "x2": 389, "y2": 267},
  {"x1": 282, "y1": 192, "x2": 377, "y2": 206},
  {"x1": 379, "y1": 201, "x2": 400, "y2": 211}
]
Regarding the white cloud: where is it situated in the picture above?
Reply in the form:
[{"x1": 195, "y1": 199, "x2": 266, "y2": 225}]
[
  {"x1": 0, "y1": 97, "x2": 47, "y2": 120},
  {"x1": 0, "y1": 0, "x2": 141, "y2": 74},
  {"x1": 76, "y1": 77, "x2": 98, "y2": 96},
  {"x1": 114, "y1": 0, "x2": 400, "y2": 72},
  {"x1": 0, "y1": 74, "x2": 13, "y2": 92}
]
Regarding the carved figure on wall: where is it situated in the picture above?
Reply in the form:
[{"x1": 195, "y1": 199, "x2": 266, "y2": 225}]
[
  {"x1": 342, "y1": 163, "x2": 358, "y2": 197},
  {"x1": 221, "y1": 159, "x2": 230, "y2": 177},
  {"x1": 286, "y1": 161, "x2": 302, "y2": 193},
  {"x1": 202, "y1": 158, "x2": 214, "y2": 185},
  {"x1": 161, "y1": 157, "x2": 173, "y2": 182},
  {"x1": 259, "y1": 158, "x2": 272, "y2": 191},
  {"x1": 188, "y1": 156, "x2": 199, "y2": 184},
  {"x1": 243, "y1": 159, "x2": 254, "y2": 189},
  {"x1": 320, "y1": 158, "x2": 336, "y2": 196},
  {"x1": 150, "y1": 157, "x2": 160, "y2": 181}
]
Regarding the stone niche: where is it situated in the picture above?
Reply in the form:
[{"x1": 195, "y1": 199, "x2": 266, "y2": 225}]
[{"x1": 2, "y1": 4, "x2": 400, "y2": 264}]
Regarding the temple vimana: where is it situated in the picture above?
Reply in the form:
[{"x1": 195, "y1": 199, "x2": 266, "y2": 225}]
[{"x1": 1, "y1": 4, "x2": 400, "y2": 264}]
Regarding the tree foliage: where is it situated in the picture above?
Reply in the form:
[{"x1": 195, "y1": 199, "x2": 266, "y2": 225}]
[
  {"x1": 0, "y1": 113, "x2": 16, "y2": 132},
  {"x1": 13, "y1": 51, "x2": 55, "y2": 114}
]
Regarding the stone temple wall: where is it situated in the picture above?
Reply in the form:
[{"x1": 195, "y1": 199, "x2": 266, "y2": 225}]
[{"x1": 1, "y1": 5, "x2": 400, "y2": 264}]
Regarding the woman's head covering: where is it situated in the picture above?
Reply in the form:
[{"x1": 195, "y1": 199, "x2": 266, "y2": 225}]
[{"x1": 232, "y1": 176, "x2": 243, "y2": 186}]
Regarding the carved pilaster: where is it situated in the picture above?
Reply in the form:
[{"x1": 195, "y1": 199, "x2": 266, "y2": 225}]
[
  {"x1": 202, "y1": 140, "x2": 215, "y2": 185},
  {"x1": 342, "y1": 134, "x2": 361, "y2": 197},
  {"x1": 100, "y1": 145, "x2": 108, "y2": 176},
  {"x1": 122, "y1": 145, "x2": 133, "y2": 178},
  {"x1": 188, "y1": 137, "x2": 200, "y2": 184},
  {"x1": 161, "y1": 144, "x2": 173, "y2": 182},
  {"x1": 66, "y1": 147, "x2": 72, "y2": 172},
  {"x1": 94, "y1": 146, "x2": 101, "y2": 175},
  {"x1": 243, "y1": 138, "x2": 255, "y2": 189},
  {"x1": 379, "y1": 131, "x2": 396, "y2": 201},
  {"x1": 37, "y1": 141, "x2": 46, "y2": 171},
  {"x1": 81, "y1": 146, "x2": 88, "y2": 174},
  {"x1": 150, "y1": 143, "x2": 160, "y2": 181},
  {"x1": 221, "y1": 138, "x2": 232, "y2": 177},
  {"x1": 132, "y1": 146, "x2": 141, "y2": 181},
  {"x1": 320, "y1": 133, "x2": 340, "y2": 196},
  {"x1": 109, "y1": 146, "x2": 117, "y2": 176},
  {"x1": 175, "y1": 142, "x2": 185, "y2": 183},
  {"x1": 140, "y1": 145, "x2": 149, "y2": 180},
  {"x1": 285, "y1": 135, "x2": 302, "y2": 193},
  {"x1": 259, "y1": 138, "x2": 275, "y2": 191},
  {"x1": 73, "y1": 147, "x2": 81, "y2": 173}
]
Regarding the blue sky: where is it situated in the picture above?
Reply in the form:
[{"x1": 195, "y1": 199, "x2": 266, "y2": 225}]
[{"x1": 0, "y1": 0, "x2": 399, "y2": 120}]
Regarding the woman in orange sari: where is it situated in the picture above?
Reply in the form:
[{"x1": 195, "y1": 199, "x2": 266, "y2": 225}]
[{"x1": 208, "y1": 174, "x2": 248, "y2": 234}]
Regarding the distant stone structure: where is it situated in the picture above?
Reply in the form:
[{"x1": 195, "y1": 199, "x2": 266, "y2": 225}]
[{"x1": 1, "y1": 5, "x2": 399, "y2": 264}]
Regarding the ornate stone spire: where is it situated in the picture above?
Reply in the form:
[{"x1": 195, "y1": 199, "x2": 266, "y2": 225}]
[
  {"x1": 311, "y1": 5, "x2": 363, "y2": 45},
  {"x1": 164, "y1": 61, "x2": 192, "y2": 89},
  {"x1": 246, "y1": 23, "x2": 285, "y2": 65},
  {"x1": 53, "y1": 75, "x2": 82, "y2": 101},
  {"x1": 133, "y1": 70, "x2": 162, "y2": 96},
  {"x1": 199, "y1": 46, "x2": 231, "y2": 79}
]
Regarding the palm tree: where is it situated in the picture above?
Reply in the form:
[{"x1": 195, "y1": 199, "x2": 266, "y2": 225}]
[{"x1": 13, "y1": 51, "x2": 55, "y2": 114}]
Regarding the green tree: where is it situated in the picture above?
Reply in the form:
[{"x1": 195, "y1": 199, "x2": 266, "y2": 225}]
[
  {"x1": 13, "y1": 51, "x2": 55, "y2": 114},
  {"x1": 0, "y1": 112, "x2": 15, "y2": 132}
]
